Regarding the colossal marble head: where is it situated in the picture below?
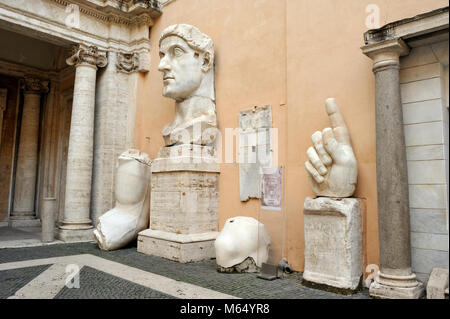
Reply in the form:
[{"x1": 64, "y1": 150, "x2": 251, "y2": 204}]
[{"x1": 158, "y1": 24, "x2": 215, "y2": 102}]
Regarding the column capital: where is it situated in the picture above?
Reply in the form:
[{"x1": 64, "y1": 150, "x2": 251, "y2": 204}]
[
  {"x1": 361, "y1": 38, "x2": 410, "y2": 72},
  {"x1": 116, "y1": 52, "x2": 139, "y2": 73},
  {"x1": 66, "y1": 45, "x2": 108, "y2": 69},
  {"x1": 23, "y1": 77, "x2": 49, "y2": 94}
]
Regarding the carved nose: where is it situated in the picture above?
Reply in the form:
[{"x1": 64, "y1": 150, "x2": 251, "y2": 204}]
[{"x1": 158, "y1": 57, "x2": 170, "y2": 72}]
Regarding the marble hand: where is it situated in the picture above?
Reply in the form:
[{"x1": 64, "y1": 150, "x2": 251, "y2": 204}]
[{"x1": 305, "y1": 98, "x2": 357, "y2": 197}]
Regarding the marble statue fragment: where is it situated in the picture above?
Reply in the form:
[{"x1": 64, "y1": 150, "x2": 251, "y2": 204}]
[
  {"x1": 158, "y1": 24, "x2": 218, "y2": 146},
  {"x1": 94, "y1": 149, "x2": 151, "y2": 251},
  {"x1": 303, "y1": 98, "x2": 362, "y2": 291},
  {"x1": 137, "y1": 24, "x2": 220, "y2": 263},
  {"x1": 304, "y1": 98, "x2": 357, "y2": 198},
  {"x1": 239, "y1": 105, "x2": 273, "y2": 202},
  {"x1": 215, "y1": 217, "x2": 271, "y2": 273}
]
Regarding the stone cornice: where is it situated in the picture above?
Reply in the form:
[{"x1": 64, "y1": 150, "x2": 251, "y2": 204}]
[
  {"x1": 0, "y1": 59, "x2": 60, "y2": 81},
  {"x1": 364, "y1": 6, "x2": 449, "y2": 45},
  {"x1": 50, "y1": 0, "x2": 161, "y2": 26},
  {"x1": 0, "y1": 0, "x2": 156, "y2": 65}
]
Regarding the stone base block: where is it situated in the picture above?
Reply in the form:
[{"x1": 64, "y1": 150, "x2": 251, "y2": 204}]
[
  {"x1": 303, "y1": 197, "x2": 363, "y2": 291},
  {"x1": 137, "y1": 229, "x2": 218, "y2": 263},
  {"x1": 9, "y1": 218, "x2": 41, "y2": 228},
  {"x1": 427, "y1": 268, "x2": 449, "y2": 299},
  {"x1": 57, "y1": 227, "x2": 94, "y2": 242}
]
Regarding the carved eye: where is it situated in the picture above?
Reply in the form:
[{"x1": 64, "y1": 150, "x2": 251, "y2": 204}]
[
  {"x1": 159, "y1": 52, "x2": 165, "y2": 59},
  {"x1": 173, "y1": 47, "x2": 184, "y2": 57}
]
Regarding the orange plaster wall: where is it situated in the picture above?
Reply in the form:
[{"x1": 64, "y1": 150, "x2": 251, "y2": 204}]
[{"x1": 134, "y1": 0, "x2": 449, "y2": 272}]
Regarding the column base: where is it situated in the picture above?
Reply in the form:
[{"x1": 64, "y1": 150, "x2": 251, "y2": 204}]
[
  {"x1": 137, "y1": 229, "x2": 218, "y2": 263},
  {"x1": 370, "y1": 272, "x2": 424, "y2": 299},
  {"x1": 57, "y1": 225, "x2": 94, "y2": 242},
  {"x1": 9, "y1": 213, "x2": 41, "y2": 228}
]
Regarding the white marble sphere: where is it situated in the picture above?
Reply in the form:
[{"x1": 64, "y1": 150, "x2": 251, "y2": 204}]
[
  {"x1": 94, "y1": 149, "x2": 151, "y2": 251},
  {"x1": 215, "y1": 216, "x2": 271, "y2": 269}
]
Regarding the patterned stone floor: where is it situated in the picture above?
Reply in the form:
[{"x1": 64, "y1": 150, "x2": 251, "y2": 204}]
[
  {"x1": 0, "y1": 264, "x2": 51, "y2": 299},
  {"x1": 55, "y1": 266, "x2": 174, "y2": 299},
  {"x1": 0, "y1": 242, "x2": 371, "y2": 299}
]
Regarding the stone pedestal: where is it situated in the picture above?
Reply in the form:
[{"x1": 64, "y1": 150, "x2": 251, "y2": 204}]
[
  {"x1": 137, "y1": 145, "x2": 220, "y2": 263},
  {"x1": 303, "y1": 197, "x2": 363, "y2": 291}
]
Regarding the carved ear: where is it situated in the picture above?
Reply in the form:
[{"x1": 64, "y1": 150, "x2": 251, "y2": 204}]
[{"x1": 201, "y1": 52, "x2": 212, "y2": 72}]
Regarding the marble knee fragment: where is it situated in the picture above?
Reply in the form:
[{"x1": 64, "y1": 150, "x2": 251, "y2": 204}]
[{"x1": 215, "y1": 217, "x2": 271, "y2": 273}]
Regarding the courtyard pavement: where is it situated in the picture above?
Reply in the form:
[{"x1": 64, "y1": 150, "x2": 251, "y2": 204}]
[{"x1": 0, "y1": 237, "x2": 371, "y2": 299}]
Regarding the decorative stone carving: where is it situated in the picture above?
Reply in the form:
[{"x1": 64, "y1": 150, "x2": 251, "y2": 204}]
[
  {"x1": 303, "y1": 197, "x2": 363, "y2": 290},
  {"x1": 66, "y1": 45, "x2": 108, "y2": 68},
  {"x1": 158, "y1": 24, "x2": 217, "y2": 146},
  {"x1": 23, "y1": 77, "x2": 49, "y2": 93},
  {"x1": 239, "y1": 105, "x2": 273, "y2": 202},
  {"x1": 215, "y1": 217, "x2": 271, "y2": 273},
  {"x1": 304, "y1": 98, "x2": 357, "y2": 198},
  {"x1": 94, "y1": 149, "x2": 151, "y2": 251},
  {"x1": 116, "y1": 52, "x2": 139, "y2": 73}
]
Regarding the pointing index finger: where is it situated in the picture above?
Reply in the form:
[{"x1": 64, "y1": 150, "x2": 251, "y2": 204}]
[{"x1": 325, "y1": 98, "x2": 350, "y2": 145}]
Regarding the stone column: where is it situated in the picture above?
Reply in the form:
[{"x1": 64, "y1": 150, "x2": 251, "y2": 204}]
[
  {"x1": 10, "y1": 78, "x2": 48, "y2": 227},
  {"x1": 91, "y1": 51, "x2": 139, "y2": 226},
  {"x1": 58, "y1": 45, "x2": 107, "y2": 242},
  {"x1": 0, "y1": 88, "x2": 7, "y2": 146},
  {"x1": 362, "y1": 39, "x2": 424, "y2": 298}
]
